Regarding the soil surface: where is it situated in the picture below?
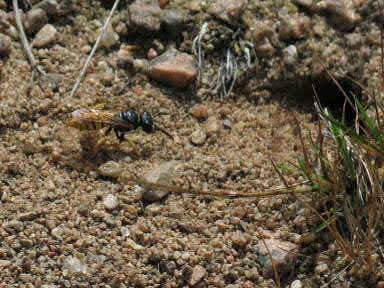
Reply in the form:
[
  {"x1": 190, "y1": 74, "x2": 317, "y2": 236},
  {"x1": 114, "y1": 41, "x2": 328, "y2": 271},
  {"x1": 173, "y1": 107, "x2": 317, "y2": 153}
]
[{"x1": 0, "y1": 0, "x2": 382, "y2": 287}]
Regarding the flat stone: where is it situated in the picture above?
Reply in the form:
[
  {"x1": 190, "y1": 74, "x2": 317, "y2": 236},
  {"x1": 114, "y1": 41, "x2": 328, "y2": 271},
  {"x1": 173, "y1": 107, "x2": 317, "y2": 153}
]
[
  {"x1": 148, "y1": 48, "x2": 197, "y2": 88},
  {"x1": 141, "y1": 160, "x2": 181, "y2": 202}
]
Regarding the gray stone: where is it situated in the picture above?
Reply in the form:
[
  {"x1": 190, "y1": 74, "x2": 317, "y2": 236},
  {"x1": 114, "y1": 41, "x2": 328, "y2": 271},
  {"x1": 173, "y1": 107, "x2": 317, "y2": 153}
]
[
  {"x1": 141, "y1": 160, "x2": 181, "y2": 202},
  {"x1": 63, "y1": 256, "x2": 87, "y2": 274},
  {"x1": 32, "y1": 24, "x2": 57, "y2": 48},
  {"x1": 103, "y1": 194, "x2": 119, "y2": 210},
  {"x1": 256, "y1": 238, "x2": 298, "y2": 278},
  {"x1": 189, "y1": 265, "x2": 206, "y2": 286}
]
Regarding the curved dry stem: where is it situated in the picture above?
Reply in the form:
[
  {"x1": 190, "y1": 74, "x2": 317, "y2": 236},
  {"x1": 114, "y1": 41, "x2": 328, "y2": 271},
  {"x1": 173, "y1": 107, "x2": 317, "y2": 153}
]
[
  {"x1": 69, "y1": 0, "x2": 121, "y2": 98},
  {"x1": 13, "y1": 0, "x2": 46, "y2": 76}
]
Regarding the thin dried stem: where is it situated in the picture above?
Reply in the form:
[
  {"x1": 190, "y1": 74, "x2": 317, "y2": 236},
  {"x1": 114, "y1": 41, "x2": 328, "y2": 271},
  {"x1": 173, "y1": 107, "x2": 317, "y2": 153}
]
[
  {"x1": 255, "y1": 229, "x2": 281, "y2": 288},
  {"x1": 69, "y1": 0, "x2": 120, "y2": 98},
  {"x1": 13, "y1": 0, "x2": 46, "y2": 76},
  {"x1": 136, "y1": 177, "x2": 316, "y2": 199},
  {"x1": 192, "y1": 22, "x2": 208, "y2": 82}
]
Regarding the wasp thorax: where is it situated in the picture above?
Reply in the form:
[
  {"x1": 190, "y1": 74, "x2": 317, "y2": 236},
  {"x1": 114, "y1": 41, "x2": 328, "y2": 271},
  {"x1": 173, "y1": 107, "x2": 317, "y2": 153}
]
[
  {"x1": 120, "y1": 110, "x2": 139, "y2": 128},
  {"x1": 140, "y1": 112, "x2": 154, "y2": 133}
]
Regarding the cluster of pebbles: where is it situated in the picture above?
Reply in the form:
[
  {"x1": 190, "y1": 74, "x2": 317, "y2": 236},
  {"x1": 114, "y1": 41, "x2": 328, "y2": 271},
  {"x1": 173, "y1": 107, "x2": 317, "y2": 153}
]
[{"x1": 0, "y1": 0, "x2": 384, "y2": 287}]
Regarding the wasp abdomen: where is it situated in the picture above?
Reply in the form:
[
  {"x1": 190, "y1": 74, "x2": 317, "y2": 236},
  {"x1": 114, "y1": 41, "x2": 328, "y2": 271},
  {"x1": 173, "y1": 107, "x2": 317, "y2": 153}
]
[{"x1": 119, "y1": 110, "x2": 139, "y2": 129}]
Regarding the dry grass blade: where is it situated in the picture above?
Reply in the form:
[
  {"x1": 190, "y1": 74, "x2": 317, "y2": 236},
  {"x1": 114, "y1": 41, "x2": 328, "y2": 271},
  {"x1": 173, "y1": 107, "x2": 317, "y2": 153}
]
[
  {"x1": 69, "y1": 0, "x2": 121, "y2": 98},
  {"x1": 13, "y1": 0, "x2": 46, "y2": 76},
  {"x1": 255, "y1": 229, "x2": 281, "y2": 288},
  {"x1": 136, "y1": 177, "x2": 317, "y2": 199},
  {"x1": 192, "y1": 22, "x2": 208, "y2": 82}
]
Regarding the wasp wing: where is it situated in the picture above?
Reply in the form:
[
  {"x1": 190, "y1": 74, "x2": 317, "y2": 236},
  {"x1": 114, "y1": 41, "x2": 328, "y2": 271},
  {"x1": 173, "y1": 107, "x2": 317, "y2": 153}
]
[{"x1": 68, "y1": 109, "x2": 134, "y2": 130}]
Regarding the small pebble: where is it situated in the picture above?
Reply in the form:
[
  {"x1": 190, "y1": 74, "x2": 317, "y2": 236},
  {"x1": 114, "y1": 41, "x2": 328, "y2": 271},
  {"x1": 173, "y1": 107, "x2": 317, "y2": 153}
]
[
  {"x1": 230, "y1": 231, "x2": 248, "y2": 248},
  {"x1": 63, "y1": 256, "x2": 87, "y2": 274},
  {"x1": 147, "y1": 48, "x2": 158, "y2": 60},
  {"x1": 32, "y1": 24, "x2": 57, "y2": 48},
  {"x1": 3, "y1": 220, "x2": 24, "y2": 233},
  {"x1": 223, "y1": 118, "x2": 232, "y2": 129},
  {"x1": 126, "y1": 238, "x2": 144, "y2": 250},
  {"x1": 23, "y1": 8, "x2": 48, "y2": 35},
  {"x1": 98, "y1": 161, "x2": 123, "y2": 178},
  {"x1": 204, "y1": 116, "x2": 220, "y2": 136},
  {"x1": 34, "y1": 0, "x2": 59, "y2": 17},
  {"x1": 189, "y1": 265, "x2": 206, "y2": 286},
  {"x1": 290, "y1": 279, "x2": 303, "y2": 288},
  {"x1": 0, "y1": 33, "x2": 11, "y2": 57},
  {"x1": 315, "y1": 263, "x2": 329, "y2": 275},
  {"x1": 103, "y1": 194, "x2": 119, "y2": 210},
  {"x1": 190, "y1": 128, "x2": 206, "y2": 146},
  {"x1": 128, "y1": 0, "x2": 162, "y2": 32},
  {"x1": 0, "y1": 260, "x2": 11, "y2": 268},
  {"x1": 99, "y1": 30, "x2": 119, "y2": 49},
  {"x1": 190, "y1": 104, "x2": 209, "y2": 121}
]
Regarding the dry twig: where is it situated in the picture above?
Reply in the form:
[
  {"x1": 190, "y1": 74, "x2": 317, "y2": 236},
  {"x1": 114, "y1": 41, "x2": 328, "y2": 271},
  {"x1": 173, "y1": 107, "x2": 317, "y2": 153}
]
[
  {"x1": 13, "y1": 0, "x2": 46, "y2": 76},
  {"x1": 69, "y1": 0, "x2": 121, "y2": 98}
]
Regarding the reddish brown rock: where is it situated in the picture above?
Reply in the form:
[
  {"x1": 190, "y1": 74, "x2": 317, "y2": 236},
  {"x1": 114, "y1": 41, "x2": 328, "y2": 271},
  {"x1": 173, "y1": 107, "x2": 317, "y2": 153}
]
[
  {"x1": 149, "y1": 48, "x2": 197, "y2": 88},
  {"x1": 190, "y1": 104, "x2": 209, "y2": 121}
]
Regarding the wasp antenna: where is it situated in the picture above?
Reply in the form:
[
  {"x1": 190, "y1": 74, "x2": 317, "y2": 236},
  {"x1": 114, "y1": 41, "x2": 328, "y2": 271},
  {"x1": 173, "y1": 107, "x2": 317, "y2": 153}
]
[{"x1": 154, "y1": 124, "x2": 174, "y2": 140}]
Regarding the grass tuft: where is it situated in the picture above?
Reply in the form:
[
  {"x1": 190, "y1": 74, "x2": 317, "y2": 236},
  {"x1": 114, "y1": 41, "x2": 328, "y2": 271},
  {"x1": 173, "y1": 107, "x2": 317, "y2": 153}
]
[{"x1": 288, "y1": 81, "x2": 384, "y2": 280}]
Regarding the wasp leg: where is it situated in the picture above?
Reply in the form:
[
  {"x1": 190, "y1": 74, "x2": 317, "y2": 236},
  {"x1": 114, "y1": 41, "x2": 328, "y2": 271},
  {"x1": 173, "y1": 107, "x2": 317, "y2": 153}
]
[
  {"x1": 105, "y1": 126, "x2": 112, "y2": 135},
  {"x1": 114, "y1": 129, "x2": 125, "y2": 142}
]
